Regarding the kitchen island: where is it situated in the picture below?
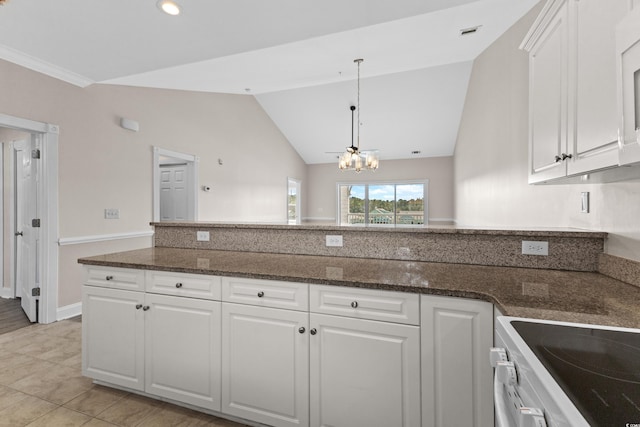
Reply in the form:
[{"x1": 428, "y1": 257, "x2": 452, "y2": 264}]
[
  {"x1": 79, "y1": 246, "x2": 640, "y2": 329},
  {"x1": 78, "y1": 224, "x2": 640, "y2": 427}
]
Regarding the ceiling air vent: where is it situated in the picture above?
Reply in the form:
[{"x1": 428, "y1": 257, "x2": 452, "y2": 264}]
[{"x1": 460, "y1": 25, "x2": 481, "y2": 36}]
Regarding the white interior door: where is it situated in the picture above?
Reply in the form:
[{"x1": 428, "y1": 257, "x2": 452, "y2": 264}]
[
  {"x1": 14, "y1": 138, "x2": 39, "y2": 322},
  {"x1": 159, "y1": 164, "x2": 188, "y2": 221}
]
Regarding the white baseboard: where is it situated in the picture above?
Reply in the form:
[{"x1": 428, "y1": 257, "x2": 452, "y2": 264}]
[
  {"x1": 0, "y1": 287, "x2": 14, "y2": 298},
  {"x1": 57, "y1": 302, "x2": 82, "y2": 321}
]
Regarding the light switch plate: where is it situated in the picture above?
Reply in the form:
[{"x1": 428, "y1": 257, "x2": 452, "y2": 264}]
[{"x1": 580, "y1": 192, "x2": 590, "y2": 213}]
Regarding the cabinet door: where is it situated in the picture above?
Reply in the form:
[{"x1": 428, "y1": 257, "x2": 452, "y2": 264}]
[
  {"x1": 310, "y1": 313, "x2": 420, "y2": 427},
  {"x1": 144, "y1": 294, "x2": 222, "y2": 411},
  {"x1": 82, "y1": 285, "x2": 145, "y2": 391},
  {"x1": 221, "y1": 303, "x2": 309, "y2": 427},
  {"x1": 421, "y1": 295, "x2": 493, "y2": 427},
  {"x1": 568, "y1": 0, "x2": 630, "y2": 175},
  {"x1": 527, "y1": 0, "x2": 570, "y2": 183}
]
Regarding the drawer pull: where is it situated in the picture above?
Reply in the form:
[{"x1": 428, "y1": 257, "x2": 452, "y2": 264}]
[
  {"x1": 135, "y1": 304, "x2": 143, "y2": 310},
  {"x1": 175, "y1": 283, "x2": 183, "y2": 288},
  {"x1": 142, "y1": 306, "x2": 150, "y2": 311},
  {"x1": 105, "y1": 275, "x2": 114, "y2": 281},
  {"x1": 257, "y1": 291, "x2": 265, "y2": 298},
  {"x1": 310, "y1": 328, "x2": 317, "y2": 335},
  {"x1": 298, "y1": 327, "x2": 306, "y2": 334},
  {"x1": 351, "y1": 301, "x2": 358, "y2": 309}
]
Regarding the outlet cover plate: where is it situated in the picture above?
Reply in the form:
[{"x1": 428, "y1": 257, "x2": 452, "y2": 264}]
[
  {"x1": 196, "y1": 231, "x2": 210, "y2": 242},
  {"x1": 104, "y1": 208, "x2": 120, "y2": 219},
  {"x1": 522, "y1": 241, "x2": 548, "y2": 256},
  {"x1": 326, "y1": 235, "x2": 343, "y2": 247}
]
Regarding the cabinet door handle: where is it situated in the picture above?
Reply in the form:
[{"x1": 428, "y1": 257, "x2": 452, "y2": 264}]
[
  {"x1": 351, "y1": 301, "x2": 358, "y2": 308},
  {"x1": 142, "y1": 306, "x2": 150, "y2": 311},
  {"x1": 554, "y1": 155, "x2": 562, "y2": 163},
  {"x1": 175, "y1": 283, "x2": 183, "y2": 288},
  {"x1": 310, "y1": 328, "x2": 317, "y2": 335},
  {"x1": 562, "y1": 153, "x2": 573, "y2": 160},
  {"x1": 105, "y1": 275, "x2": 114, "y2": 281},
  {"x1": 257, "y1": 291, "x2": 265, "y2": 298},
  {"x1": 298, "y1": 327, "x2": 306, "y2": 334},
  {"x1": 135, "y1": 304, "x2": 143, "y2": 310}
]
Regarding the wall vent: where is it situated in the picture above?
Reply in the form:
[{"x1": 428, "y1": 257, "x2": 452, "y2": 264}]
[{"x1": 460, "y1": 25, "x2": 481, "y2": 36}]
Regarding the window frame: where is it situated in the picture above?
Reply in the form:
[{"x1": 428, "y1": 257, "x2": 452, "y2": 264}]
[{"x1": 335, "y1": 179, "x2": 429, "y2": 227}]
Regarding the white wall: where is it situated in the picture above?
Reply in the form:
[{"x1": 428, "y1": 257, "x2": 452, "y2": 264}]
[
  {"x1": 0, "y1": 58, "x2": 307, "y2": 306},
  {"x1": 307, "y1": 157, "x2": 454, "y2": 224},
  {"x1": 454, "y1": 3, "x2": 640, "y2": 262}
]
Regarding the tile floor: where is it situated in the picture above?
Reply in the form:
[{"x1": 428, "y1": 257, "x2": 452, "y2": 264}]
[{"x1": 0, "y1": 318, "x2": 250, "y2": 426}]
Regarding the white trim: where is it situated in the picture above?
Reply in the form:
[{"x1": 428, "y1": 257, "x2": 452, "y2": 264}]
[
  {"x1": 0, "y1": 114, "x2": 59, "y2": 324},
  {"x1": 57, "y1": 302, "x2": 82, "y2": 321},
  {"x1": 0, "y1": 288, "x2": 13, "y2": 298},
  {"x1": 0, "y1": 44, "x2": 94, "y2": 88},
  {"x1": 58, "y1": 230, "x2": 154, "y2": 246}
]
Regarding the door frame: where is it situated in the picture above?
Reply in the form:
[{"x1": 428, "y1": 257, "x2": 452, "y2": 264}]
[
  {"x1": 152, "y1": 147, "x2": 198, "y2": 222},
  {"x1": 0, "y1": 113, "x2": 59, "y2": 324}
]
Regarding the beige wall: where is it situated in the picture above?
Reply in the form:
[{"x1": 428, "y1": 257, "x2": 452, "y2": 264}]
[
  {"x1": 307, "y1": 157, "x2": 454, "y2": 223},
  {"x1": 1, "y1": 59, "x2": 307, "y2": 307},
  {"x1": 454, "y1": 4, "x2": 640, "y2": 262}
]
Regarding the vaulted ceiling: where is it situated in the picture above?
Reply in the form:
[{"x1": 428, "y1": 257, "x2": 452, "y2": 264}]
[{"x1": 0, "y1": 0, "x2": 539, "y2": 163}]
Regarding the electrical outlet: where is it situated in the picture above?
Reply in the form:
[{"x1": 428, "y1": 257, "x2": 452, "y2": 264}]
[
  {"x1": 326, "y1": 235, "x2": 343, "y2": 247},
  {"x1": 196, "y1": 231, "x2": 210, "y2": 242},
  {"x1": 522, "y1": 241, "x2": 548, "y2": 256},
  {"x1": 104, "y1": 208, "x2": 119, "y2": 219}
]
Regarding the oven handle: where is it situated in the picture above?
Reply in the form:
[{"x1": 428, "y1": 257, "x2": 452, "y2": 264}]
[{"x1": 494, "y1": 369, "x2": 511, "y2": 427}]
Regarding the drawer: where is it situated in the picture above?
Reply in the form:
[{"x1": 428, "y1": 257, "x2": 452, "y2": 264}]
[
  {"x1": 84, "y1": 266, "x2": 145, "y2": 291},
  {"x1": 310, "y1": 285, "x2": 420, "y2": 325},
  {"x1": 146, "y1": 270, "x2": 221, "y2": 300},
  {"x1": 222, "y1": 277, "x2": 308, "y2": 311}
]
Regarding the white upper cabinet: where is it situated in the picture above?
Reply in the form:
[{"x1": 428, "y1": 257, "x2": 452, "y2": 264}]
[
  {"x1": 617, "y1": 5, "x2": 640, "y2": 165},
  {"x1": 522, "y1": 0, "x2": 634, "y2": 183}
]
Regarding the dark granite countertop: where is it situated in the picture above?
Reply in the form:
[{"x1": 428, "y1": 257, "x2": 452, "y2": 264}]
[
  {"x1": 150, "y1": 221, "x2": 608, "y2": 238},
  {"x1": 78, "y1": 247, "x2": 640, "y2": 329}
]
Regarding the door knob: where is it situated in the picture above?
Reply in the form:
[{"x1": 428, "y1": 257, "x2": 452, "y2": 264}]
[
  {"x1": 257, "y1": 291, "x2": 265, "y2": 298},
  {"x1": 298, "y1": 327, "x2": 306, "y2": 334},
  {"x1": 310, "y1": 328, "x2": 317, "y2": 335},
  {"x1": 175, "y1": 283, "x2": 183, "y2": 288}
]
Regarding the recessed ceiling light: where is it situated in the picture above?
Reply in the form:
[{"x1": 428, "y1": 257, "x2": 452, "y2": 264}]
[{"x1": 157, "y1": 0, "x2": 181, "y2": 16}]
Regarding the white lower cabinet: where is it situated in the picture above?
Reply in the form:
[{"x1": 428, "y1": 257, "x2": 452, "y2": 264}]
[
  {"x1": 421, "y1": 295, "x2": 493, "y2": 427},
  {"x1": 83, "y1": 267, "x2": 494, "y2": 427},
  {"x1": 309, "y1": 313, "x2": 421, "y2": 427},
  {"x1": 82, "y1": 268, "x2": 222, "y2": 412},
  {"x1": 221, "y1": 303, "x2": 309, "y2": 427},
  {"x1": 82, "y1": 285, "x2": 145, "y2": 391},
  {"x1": 144, "y1": 293, "x2": 221, "y2": 410}
]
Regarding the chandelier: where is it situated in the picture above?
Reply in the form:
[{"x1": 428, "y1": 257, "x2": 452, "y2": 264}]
[{"x1": 338, "y1": 59, "x2": 379, "y2": 172}]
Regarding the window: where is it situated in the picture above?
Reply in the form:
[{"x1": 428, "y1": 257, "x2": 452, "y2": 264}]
[
  {"x1": 337, "y1": 181, "x2": 427, "y2": 226},
  {"x1": 287, "y1": 178, "x2": 301, "y2": 225}
]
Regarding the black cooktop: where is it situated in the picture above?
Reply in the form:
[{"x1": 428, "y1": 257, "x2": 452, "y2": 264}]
[{"x1": 512, "y1": 321, "x2": 640, "y2": 427}]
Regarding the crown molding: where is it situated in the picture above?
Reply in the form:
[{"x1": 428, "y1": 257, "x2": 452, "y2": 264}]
[{"x1": 0, "y1": 43, "x2": 94, "y2": 87}]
